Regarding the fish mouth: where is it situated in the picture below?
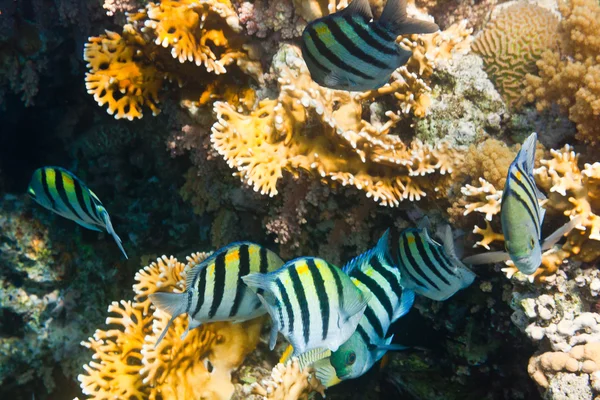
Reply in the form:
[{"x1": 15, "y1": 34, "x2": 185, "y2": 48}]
[{"x1": 513, "y1": 257, "x2": 540, "y2": 275}]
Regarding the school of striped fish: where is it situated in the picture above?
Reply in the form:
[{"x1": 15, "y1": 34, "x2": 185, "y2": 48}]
[{"x1": 23, "y1": 0, "x2": 581, "y2": 392}]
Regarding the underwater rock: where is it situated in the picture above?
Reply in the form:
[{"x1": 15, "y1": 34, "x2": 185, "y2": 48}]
[
  {"x1": 414, "y1": 53, "x2": 508, "y2": 148},
  {"x1": 546, "y1": 373, "x2": 593, "y2": 400}
]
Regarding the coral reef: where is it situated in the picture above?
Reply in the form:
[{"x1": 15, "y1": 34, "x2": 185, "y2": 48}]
[
  {"x1": 78, "y1": 253, "x2": 264, "y2": 399},
  {"x1": 472, "y1": 1, "x2": 560, "y2": 107},
  {"x1": 524, "y1": 0, "x2": 600, "y2": 145}
]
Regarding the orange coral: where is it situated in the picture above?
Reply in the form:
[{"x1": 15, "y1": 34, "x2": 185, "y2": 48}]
[
  {"x1": 529, "y1": 343, "x2": 600, "y2": 388},
  {"x1": 84, "y1": 0, "x2": 261, "y2": 120},
  {"x1": 78, "y1": 252, "x2": 263, "y2": 399},
  {"x1": 210, "y1": 45, "x2": 462, "y2": 206},
  {"x1": 472, "y1": 2, "x2": 559, "y2": 107},
  {"x1": 524, "y1": 0, "x2": 600, "y2": 145}
]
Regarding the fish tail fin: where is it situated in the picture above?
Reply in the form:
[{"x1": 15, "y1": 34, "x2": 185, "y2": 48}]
[
  {"x1": 148, "y1": 292, "x2": 187, "y2": 347},
  {"x1": 518, "y1": 132, "x2": 538, "y2": 175},
  {"x1": 378, "y1": 0, "x2": 439, "y2": 35},
  {"x1": 99, "y1": 209, "x2": 128, "y2": 259},
  {"x1": 393, "y1": 289, "x2": 415, "y2": 321}
]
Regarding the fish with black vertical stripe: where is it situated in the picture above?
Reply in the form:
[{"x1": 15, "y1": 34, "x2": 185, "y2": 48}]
[
  {"x1": 27, "y1": 166, "x2": 128, "y2": 259},
  {"x1": 149, "y1": 242, "x2": 284, "y2": 346},
  {"x1": 300, "y1": 0, "x2": 439, "y2": 91},
  {"x1": 461, "y1": 133, "x2": 582, "y2": 277},
  {"x1": 292, "y1": 231, "x2": 415, "y2": 386},
  {"x1": 393, "y1": 218, "x2": 475, "y2": 301},
  {"x1": 242, "y1": 257, "x2": 371, "y2": 356}
]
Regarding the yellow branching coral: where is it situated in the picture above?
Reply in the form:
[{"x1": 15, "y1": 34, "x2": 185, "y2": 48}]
[
  {"x1": 524, "y1": 0, "x2": 600, "y2": 145},
  {"x1": 472, "y1": 2, "x2": 559, "y2": 107},
  {"x1": 210, "y1": 45, "x2": 462, "y2": 206},
  {"x1": 78, "y1": 252, "x2": 264, "y2": 399},
  {"x1": 244, "y1": 359, "x2": 326, "y2": 400},
  {"x1": 84, "y1": 30, "x2": 164, "y2": 120},
  {"x1": 84, "y1": 0, "x2": 261, "y2": 120}
]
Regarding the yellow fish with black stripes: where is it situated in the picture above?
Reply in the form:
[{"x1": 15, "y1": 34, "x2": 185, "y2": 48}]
[
  {"x1": 463, "y1": 133, "x2": 582, "y2": 277},
  {"x1": 242, "y1": 257, "x2": 371, "y2": 356},
  {"x1": 149, "y1": 242, "x2": 284, "y2": 346},
  {"x1": 27, "y1": 166, "x2": 127, "y2": 259}
]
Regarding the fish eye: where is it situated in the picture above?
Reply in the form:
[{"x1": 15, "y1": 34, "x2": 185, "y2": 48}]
[{"x1": 346, "y1": 352, "x2": 356, "y2": 366}]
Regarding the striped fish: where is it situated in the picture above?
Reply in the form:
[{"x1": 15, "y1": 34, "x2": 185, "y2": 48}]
[
  {"x1": 301, "y1": 0, "x2": 439, "y2": 91},
  {"x1": 291, "y1": 233, "x2": 414, "y2": 385},
  {"x1": 242, "y1": 257, "x2": 370, "y2": 356},
  {"x1": 462, "y1": 133, "x2": 582, "y2": 277},
  {"x1": 392, "y1": 219, "x2": 476, "y2": 301},
  {"x1": 149, "y1": 242, "x2": 284, "y2": 345},
  {"x1": 27, "y1": 166, "x2": 127, "y2": 259}
]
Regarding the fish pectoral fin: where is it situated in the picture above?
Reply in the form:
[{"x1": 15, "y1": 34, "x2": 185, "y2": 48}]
[
  {"x1": 340, "y1": 0, "x2": 373, "y2": 20},
  {"x1": 313, "y1": 358, "x2": 341, "y2": 388},
  {"x1": 341, "y1": 290, "x2": 371, "y2": 326},
  {"x1": 462, "y1": 251, "x2": 511, "y2": 265},
  {"x1": 390, "y1": 18, "x2": 439, "y2": 35},
  {"x1": 541, "y1": 215, "x2": 583, "y2": 251}
]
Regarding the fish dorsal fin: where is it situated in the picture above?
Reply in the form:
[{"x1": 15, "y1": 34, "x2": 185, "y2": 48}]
[
  {"x1": 461, "y1": 251, "x2": 512, "y2": 265},
  {"x1": 417, "y1": 216, "x2": 431, "y2": 230},
  {"x1": 518, "y1": 132, "x2": 538, "y2": 176},
  {"x1": 185, "y1": 257, "x2": 208, "y2": 292},
  {"x1": 343, "y1": 229, "x2": 390, "y2": 274},
  {"x1": 340, "y1": 0, "x2": 373, "y2": 20},
  {"x1": 378, "y1": 0, "x2": 439, "y2": 35},
  {"x1": 392, "y1": 289, "x2": 415, "y2": 321}
]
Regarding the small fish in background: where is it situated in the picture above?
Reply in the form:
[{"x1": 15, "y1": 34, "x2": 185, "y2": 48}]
[
  {"x1": 290, "y1": 233, "x2": 415, "y2": 385},
  {"x1": 242, "y1": 257, "x2": 371, "y2": 356},
  {"x1": 392, "y1": 218, "x2": 476, "y2": 301},
  {"x1": 462, "y1": 133, "x2": 582, "y2": 278},
  {"x1": 28, "y1": 166, "x2": 128, "y2": 259},
  {"x1": 301, "y1": 0, "x2": 439, "y2": 91},
  {"x1": 150, "y1": 242, "x2": 284, "y2": 346}
]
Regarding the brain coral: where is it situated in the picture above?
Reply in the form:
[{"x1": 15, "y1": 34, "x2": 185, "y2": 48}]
[{"x1": 472, "y1": 1, "x2": 560, "y2": 108}]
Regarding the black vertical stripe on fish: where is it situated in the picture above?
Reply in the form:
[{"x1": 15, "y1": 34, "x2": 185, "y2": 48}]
[
  {"x1": 276, "y1": 279, "x2": 294, "y2": 334},
  {"x1": 230, "y1": 245, "x2": 250, "y2": 317},
  {"x1": 73, "y1": 178, "x2": 98, "y2": 224},
  {"x1": 192, "y1": 267, "x2": 208, "y2": 317},
  {"x1": 370, "y1": 255, "x2": 403, "y2": 295},
  {"x1": 517, "y1": 164, "x2": 542, "y2": 225},
  {"x1": 301, "y1": 38, "x2": 332, "y2": 74},
  {"x1": 402, "y1": 236, "x2": 441, "y2": 290},
  {"x1": 356, "y1": 324, "x2": 372, "y2": 347},
  {"x1": 332, "y1": 265, "x2": 345, "y2": 308},
  {"x1": 289, "y1": 265, "x2": 311, "y2": 347},
  {"x1": 363, "y1": 306, "x2": 385, "y2": 338},
  {"x1": 307, "y1": 259, "x2": 329, "y2": 340},
  {"x1": 324, "y1": 18, "x2": 389, "y2": 69},
  {"x1": 344, "y1": 16, "x2": 398, "y2": 56},
  {"x1": 510, "y1": 170, "x2": 539, "y2": 222},
  {"x1": 353, "y1": 269, "x2": 393, "y2": 319},
  {"x1": 307, "y1": 25, "x2": 374, "y2": 80},
  {"x1": 429, "y1": 245, "x2": 455, "y2": 276},
  {"x1": 413, "y1": 235, "x2": 451, "y2": 286},
  {"x1": 275, "y1": 300, "x2": 285, "y2": 328},
  {"x1": 88, "y1": 194, "x2": 101, "y2": 222},
  {"x1": 508, "y1": 172, "x2": 540, "y2": 237},
  {"x1": 54, "y1": 169, "x2": 85, "y2": 221},
  {"x1": 371, "y1": 23, "x2": 396, "y2": 42},
  {"x1": 257, "y1": 246, "x2": 270, "y2": 297},
  {"x1": 186, "y1": 290, "x2": 194, "y2": 313},
  {"x1": 41, "y1": 169, "x2": 56, "y2": 209},
  {"x1": 209, "y1": 252, "x2": 227, "y2": 318}
]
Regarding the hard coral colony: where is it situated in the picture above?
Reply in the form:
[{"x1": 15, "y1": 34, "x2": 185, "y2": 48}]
[{"x1": 1, "y1": 0, "x2": 600, "y2": 400}]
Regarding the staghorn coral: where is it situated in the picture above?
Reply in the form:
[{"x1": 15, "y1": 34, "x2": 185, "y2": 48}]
[
  {"x1": 78, "y1": 252, "x2": 264, "y2": 399},
  {"x1": 524, "y1": 0, "x2": 600, "y2": 145},
  {"x1": 472, "y1": 1, "x2": 560, "y2": 107},
  {"x1": 244, "y1": 359, "x2": 326, "y2": 400},
  {"x1": 210, "y1": 44, "x2": 463, "y2": 206},
  {"x1": 84, "y1": 0, "x2": 262, "y2": 120}
]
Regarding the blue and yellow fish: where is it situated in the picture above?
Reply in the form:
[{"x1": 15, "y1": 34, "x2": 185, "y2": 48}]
[
  {"x1": 150, "y1": 242, "x2": 284, "y2": 345},
  {"x1": 242, "y1": 257, "x2": 370, "y2": 356},
  {"x1": 28, "y1": 166, "x2": 127, "y2": 259},
  {"x1": 462, "y1": 133, "x2": 582, "y2": 276},
  {"x1": 392, "y1": 219, "x2": 476, "y2": 301},
  {"x1": 301, "y1": 0, "x2": 439, "y2": 91}
]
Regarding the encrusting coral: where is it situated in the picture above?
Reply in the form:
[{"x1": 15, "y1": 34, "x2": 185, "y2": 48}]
[
  {"x1": 524, "y1": 0, "x2": 600, "y2": 145},
  {"x1": 77, "y1": 253, "x2": 264, "y2": 399},
  {"x1": 457, "y1": 143, "x2": 600, "y2": 282},
  {"x1": 472, "y1": 1, "x2": 560, "y2": 108},
  {"x1": 84, "y1": 0, "x2": 262, "y2": 120}
]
